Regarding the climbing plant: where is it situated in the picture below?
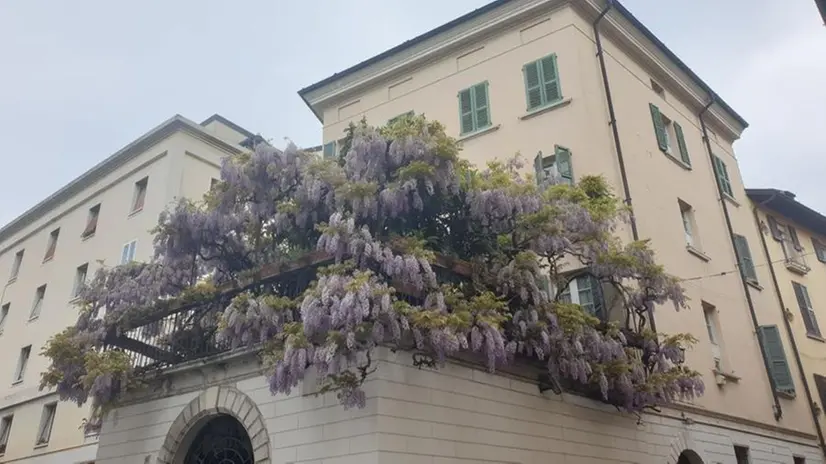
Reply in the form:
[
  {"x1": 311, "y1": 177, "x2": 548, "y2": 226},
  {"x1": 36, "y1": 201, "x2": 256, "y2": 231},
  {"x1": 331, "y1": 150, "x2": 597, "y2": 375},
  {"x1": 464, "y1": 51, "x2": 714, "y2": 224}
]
[{"x1": 41, "y1": 115, "x2": 702, "y2": 420}]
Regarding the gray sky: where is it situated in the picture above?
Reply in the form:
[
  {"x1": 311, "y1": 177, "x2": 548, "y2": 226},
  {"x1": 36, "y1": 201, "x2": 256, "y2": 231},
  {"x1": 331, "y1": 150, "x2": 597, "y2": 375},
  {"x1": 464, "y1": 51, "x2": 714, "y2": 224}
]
[{"x1": 0, "y1": 1, "x2": 824, "y2": 228}]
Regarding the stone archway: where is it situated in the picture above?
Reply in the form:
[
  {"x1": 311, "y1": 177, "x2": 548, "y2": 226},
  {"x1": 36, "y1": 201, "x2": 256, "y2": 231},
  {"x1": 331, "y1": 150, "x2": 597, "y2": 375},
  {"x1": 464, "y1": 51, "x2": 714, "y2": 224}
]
[
  {"x1": 678, "y1": 449, "x2": 704, "y2": 464},
  {"x1": 156, "y1": 386, "x2": 270, "y2": 464}
]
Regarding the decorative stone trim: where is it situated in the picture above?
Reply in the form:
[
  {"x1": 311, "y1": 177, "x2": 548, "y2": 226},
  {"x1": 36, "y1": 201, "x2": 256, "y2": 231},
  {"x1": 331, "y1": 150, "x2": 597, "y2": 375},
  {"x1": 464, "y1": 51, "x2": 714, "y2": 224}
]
[{"x1": 155, "y1": 385, "x2": 270, "y2": 464}]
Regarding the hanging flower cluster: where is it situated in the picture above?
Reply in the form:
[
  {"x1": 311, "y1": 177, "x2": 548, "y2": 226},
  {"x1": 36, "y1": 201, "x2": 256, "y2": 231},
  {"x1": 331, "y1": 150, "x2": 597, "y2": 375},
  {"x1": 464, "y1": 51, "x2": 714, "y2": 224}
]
[{"x1": 41, "y1": 115, "x2": 702, "y2": 420}]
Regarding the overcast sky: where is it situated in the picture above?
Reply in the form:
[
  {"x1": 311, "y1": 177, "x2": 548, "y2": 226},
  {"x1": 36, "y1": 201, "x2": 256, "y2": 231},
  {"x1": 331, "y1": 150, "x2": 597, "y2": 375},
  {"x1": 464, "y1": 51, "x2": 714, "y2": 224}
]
[{"x1": 0, "y1": 1, "x2": 824, "y2": 227}]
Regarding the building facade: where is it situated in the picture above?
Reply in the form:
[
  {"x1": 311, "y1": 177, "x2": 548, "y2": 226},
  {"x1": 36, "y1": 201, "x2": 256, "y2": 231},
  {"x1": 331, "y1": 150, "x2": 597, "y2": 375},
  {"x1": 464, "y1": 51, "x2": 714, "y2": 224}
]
[
  {"x1": 296, "y1": 0, "x2": 822, "y2": 462},
  {"x1": 748, "y1": 188, "x2": 826, "y2": 453},
  {"x1": 0, "y1": 114, "x2": 251, "y2": 463}
]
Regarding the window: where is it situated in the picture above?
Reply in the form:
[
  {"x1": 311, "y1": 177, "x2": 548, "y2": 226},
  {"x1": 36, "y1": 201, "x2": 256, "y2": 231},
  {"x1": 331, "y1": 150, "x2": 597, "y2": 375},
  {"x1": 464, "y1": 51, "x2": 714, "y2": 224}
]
[
  {"x1": 121, "y1": 240, "x2": 137, "y2": 264},
  {"x1": 0, "y1": 303, "x2": 9, "y2": 334},
  {"x1": 678, "y1": 200, "x2": 698, "y2": 248},
  {"x1": 322, "y1": 141, "x2": 336, "y2": 160},
  {"x1": 703, "y1": 302, "x2": 723, "y2": 369},
  {"x1": 132, "y1": 177, "x2": 148, "y2": 213},
  {"x1": 43, "y1": 228, "x2": 59, "y2": 262},
  {"x1": 794, "y1": 456, "x2": 806, "y2": 464},
  {"x1": 733, "y1": 234, "x2": 758, "y2": 283},
  {"x1": 14, "y1": 345, "x2": 31, "y2": 383},
  {"x1": 757, "y1": 325, "x2": 795, "y2": 395},
  {"x1": 210, "y1": 178, "x2": 220, "y2": 190},
  {"x1": 0, "y1": 415, "x2": 12, "y2": 455},
  {"x1": 734, "y1": 445, "x2": 750, "y2": 464},
  {"x1": 559, "y1": 274, "x2": 604, "y2": 319},
  {"x1": 649, "y1": 104, "x2": 690, "y2": 166},
  {"x1": 30, "y1": 285, "x2": 46, "y2": 320},
  {"x1": 81, "y1": 204, "x2": 100, "y2": 239},
  {"x1": 387, "y1": 111, "x2": 414, "y2": 126},
  {"x1": 458, "y1": 82, "x2": 491, "y2": 135},
  {"x1": 35, "y1": 403, "x2": 56, "y2": 446},
  {"x1": 812, "y1": 238, "x2": 826, "y2": 263},
  {"x1": 73, "y1": 264, "x2": 88, "y2": 299},
  {"x1": 523, "y1": 54, "x2": 562, "y2": 111},
  {"x1": 792, "y1": 282, "x2": 820, "y2": 337},
  {"x1": 9, "y1": 249, "x2": 23, "y2": 281},
  {"x1": 650, "y1": 78, "x2": 665, "y2": 97},
  {"x1": 533, "y1": 146, "x2": 573, "y2": 185},
  {"x1": 767, "y1": 216, "x2": 809, "y2": 269},
  {"x1": 711, "y1": 154, "x2": 733, "y2": 198}
]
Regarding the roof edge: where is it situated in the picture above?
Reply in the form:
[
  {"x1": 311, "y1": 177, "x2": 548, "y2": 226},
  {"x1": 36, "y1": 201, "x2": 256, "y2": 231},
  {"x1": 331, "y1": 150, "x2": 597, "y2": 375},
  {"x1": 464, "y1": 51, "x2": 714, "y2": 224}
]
[
  {"x1": 747, "y1": 188, "x2": 826, "y2": 238},
  {"x1": 200, "y1": 114, "x2": 256, "y2": 139}
]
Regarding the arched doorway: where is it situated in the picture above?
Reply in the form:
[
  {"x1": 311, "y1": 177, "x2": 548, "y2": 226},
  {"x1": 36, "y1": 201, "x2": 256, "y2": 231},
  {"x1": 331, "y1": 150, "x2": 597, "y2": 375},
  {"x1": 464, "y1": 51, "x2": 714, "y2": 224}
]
[
  {"x1": 678, "y1": 449, "x2": 704, "y2": 464},
  {"x1": 183, "y1": 415, "x2": 253, "y2": 464}
]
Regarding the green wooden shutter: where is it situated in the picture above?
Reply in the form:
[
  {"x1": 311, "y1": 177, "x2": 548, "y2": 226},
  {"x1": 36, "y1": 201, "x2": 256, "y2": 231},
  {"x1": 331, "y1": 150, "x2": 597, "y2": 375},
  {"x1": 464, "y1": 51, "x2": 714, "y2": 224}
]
[
  {"x1": 649, "y1": 103, "x2": 668, "y2": 151},
  {"x1": 673, "y1": 122, "x2": 691, "y2": 165},
  {"x1": 539, "y1": 54, "x2": 561, "y2": 103},
  {"x1": 813, "y1": 238, "x2": 826, "y2": 263},
  {"x1": 767, "y1": 215, "x2": 783, "y2": 241},
  {"x1": 534, "y1": 151, "x2": 544, "y2": 185},
  {"x1": 758, "y1": 325, "x2": 795, "y2": 394},
  {"x1": 473, "y1": 82, "x2": 491, "y2": 130},
  {"x1": 458, "y1": 88, "x2": 474, "y2": 134},
  {"x1": 555, "y1": 146, "x2": 573, "y2": 184},
  {"x1": 712, "y1": 155, "x2": 733, "y2": 197},
  {"x1": 589, "y1": 275, "x2": 606, "y2": 321},
  {"x1": 733, "y1": 234, "x2": 757, "y2": 282},
  {"x1": 523, "y1": 61, "x2": 543, "y2": 110},
  {"x1": 322, "y1": 142, "x2": 335, "y2": 159},
  {"x1": 788, "y1": 226, "x2": 803, "y2": 250},
  {"x1": 793, "y1": 282, "x2": 820, "y2": 336}
]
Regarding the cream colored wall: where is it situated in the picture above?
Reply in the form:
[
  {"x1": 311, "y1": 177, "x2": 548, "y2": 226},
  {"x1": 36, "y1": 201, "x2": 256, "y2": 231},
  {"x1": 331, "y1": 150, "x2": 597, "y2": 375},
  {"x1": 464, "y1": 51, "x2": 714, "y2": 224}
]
[
  {"x1": 314, "y1": 4, "x2": 816, "y2": 437},
  {"x1": 753, "y1": 205, "x2": 826, "y2": 433},
  {"x1": 0, "y1": 125, "x2": 242, "y2": 462}
]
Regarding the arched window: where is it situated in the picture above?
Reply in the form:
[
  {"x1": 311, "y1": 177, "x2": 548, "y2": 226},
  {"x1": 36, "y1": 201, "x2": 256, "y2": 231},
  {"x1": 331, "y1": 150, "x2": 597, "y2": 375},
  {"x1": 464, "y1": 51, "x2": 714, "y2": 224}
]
[{"x1": 183, "y1": 415, "x2": 253, "y2": 464}]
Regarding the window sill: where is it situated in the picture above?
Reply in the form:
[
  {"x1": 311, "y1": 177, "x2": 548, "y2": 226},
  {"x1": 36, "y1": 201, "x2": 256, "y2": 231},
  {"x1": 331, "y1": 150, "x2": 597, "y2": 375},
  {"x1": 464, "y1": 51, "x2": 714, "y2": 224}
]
[
  {"x1": 519, "y1": 97, "x2": 572, "y2": 121},
  {"x1": 81, "y1": 233, "x2": 96, "y2": 241},
  {"x1": 28, "y1": 316, "x2": 39, "y2": 323},
  {"x1": 458, "y1": 124, "x2": 501, "y2": 142},
  {"x1": 785, "y1": 260, "x2": 810, "y2": 275},
  {"x1": 33, "y1": 443, "x2": 49, "y2": 450},
  {"x1": 7, "y1": 277, "x2": 16, "y2": 285},
  {"x1": 686, "y1": 245, "x2": 710, "y2": 262},
  {"x1": 69, "y1": 296, "x2": 81, "y2": 304},
  {"x1": 41, "y1": 257, "x2": 54, "y2": 264},
  {"x1": 713, "y1": 369, "x2": 740, "y2": 382},
  {"x1": 128, "y1": 208, "x2": 144, "y2": 218},
  {"x1": 776, "y1": 390, "x2": 796, "y2": 400},
  {"x1": 807, "y1": 333, "x2": 826, "y2": 343},
  {"x1": 11, "y1": 379, "x2": 23, "y2": 386},
  {"x1": 746, "y1": 279, "x2": 763, "y2": 291},
  {"x1": 723, "y1": 193, "x2": 740, "y2": 207},
  {"x1": 662, "y1": 150, "x2": 692, "y2": 170}
]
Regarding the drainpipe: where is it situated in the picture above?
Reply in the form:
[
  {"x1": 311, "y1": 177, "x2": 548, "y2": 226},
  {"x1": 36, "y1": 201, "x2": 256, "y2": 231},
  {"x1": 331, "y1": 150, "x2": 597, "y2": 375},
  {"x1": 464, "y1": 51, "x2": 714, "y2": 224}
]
[
  {"x1": 593, "y1": 1, "x2": 654, "y2": 332},
  {"x1": 753, "y1": 196, "x2": 826, "y2": 455},
  {"x1": 699, "y1": 98, "x2": 782, "y2": 421}
]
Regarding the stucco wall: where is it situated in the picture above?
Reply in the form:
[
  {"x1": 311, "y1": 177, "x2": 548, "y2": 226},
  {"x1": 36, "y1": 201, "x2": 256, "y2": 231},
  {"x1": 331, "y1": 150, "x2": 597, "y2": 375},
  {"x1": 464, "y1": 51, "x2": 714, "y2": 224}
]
[{"x1": 94, "y1": 349, "x2": 823, "y2": 464}]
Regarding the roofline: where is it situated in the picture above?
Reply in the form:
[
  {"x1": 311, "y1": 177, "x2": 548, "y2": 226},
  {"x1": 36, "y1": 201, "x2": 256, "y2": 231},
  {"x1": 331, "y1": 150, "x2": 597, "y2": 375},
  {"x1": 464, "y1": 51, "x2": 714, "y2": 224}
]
[
  {"x1": 0, "y1": 115, "x2": 243, "y2": 245},
  {"x1": 297, "y1": 0, "x2": 747, "y2": 128},
  {"x1": 816, "y1": 0, "x2": 826, "y2": 24},
  {"x1": 746, "y1": 188, "x2": 826, "y2": 237},
  {"x1": 200, "y1": 114, "x2": 256, "y2": 139}
]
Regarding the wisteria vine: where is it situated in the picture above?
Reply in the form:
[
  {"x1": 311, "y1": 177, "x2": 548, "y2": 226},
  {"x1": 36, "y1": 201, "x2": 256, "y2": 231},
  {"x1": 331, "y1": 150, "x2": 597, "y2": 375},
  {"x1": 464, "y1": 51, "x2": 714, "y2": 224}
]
[{"x1": 41, "y1": 115, "x2": 703, "y2": 421}]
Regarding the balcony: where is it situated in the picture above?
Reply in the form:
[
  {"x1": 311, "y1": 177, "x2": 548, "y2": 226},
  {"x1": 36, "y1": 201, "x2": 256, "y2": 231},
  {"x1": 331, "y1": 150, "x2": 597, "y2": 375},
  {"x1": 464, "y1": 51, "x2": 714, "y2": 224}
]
[{"x1": 782, "y1": 240, "x2": 810, "y2": 275}]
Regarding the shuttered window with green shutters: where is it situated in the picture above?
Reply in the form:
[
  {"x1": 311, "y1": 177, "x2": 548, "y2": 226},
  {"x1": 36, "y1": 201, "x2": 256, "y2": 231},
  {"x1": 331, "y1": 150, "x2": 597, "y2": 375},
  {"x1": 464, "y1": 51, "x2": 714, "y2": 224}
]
[
  {"x1": 560, "y1": 274, "x2": 605, "y2": 320},
  {"x1": 322, "y1": 142, "x2": 336, "y2": 159},
  {"x1": 649, "y1": 103, "x2": 668, "y2": 152},
  {"x1": 758, "y1": 325, "x2": 795, "y2": 394},
  {"x1": 712, "y1": 154, "x2": 734, "y2": 197},
  {"x1": 673, "y1": 122, "x2": 691, "y2": 165},
  {"x1": 813, "y1": 238, "x2": 826, "y2": 263},
  {"x1": 523, "y1": 54, "x2": 562, "y2": 111},
  {"x1": 458, "y1": 82, "x2": 491, "y2": 135},
  {"x1": 733, "y1": 234, "x2": 758, "y2": 283},
  {"x1": 793, "y1": 281, "x2": 821, "y2": 337},
  {"x1": 533, "y1": 146, "x2": 574, "y2": 186}
]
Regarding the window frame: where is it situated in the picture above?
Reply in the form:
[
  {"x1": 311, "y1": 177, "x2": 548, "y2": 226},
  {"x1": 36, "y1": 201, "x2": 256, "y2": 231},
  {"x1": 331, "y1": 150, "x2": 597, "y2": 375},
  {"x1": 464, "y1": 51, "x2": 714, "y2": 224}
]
[
  {"x1": 30, "y1": 285, "x2": 46, "y2": 320},
  {"x1": 121, "y1": 240, "x2": 137, "y2": 265},
  {"x1": 678, "y1": 200, "x2": 697, "y2": 248},
  {"x1": 72, "y1": 263, "x2": 89, "y2": 299},
  {"x1": 458, "y1": 81, "x2": 492, "y2": 135},
  {"x1": 559, "y1": 274, "x2": 604, "y2": 319},
  {"x1": 43, "y1": 228, "x2": 60, "y2": 262},
  {"x1": 35, "y1": 403, "x2": 57, "y2": 446},
  {"x1": 0, "y1": 414, "x2": 12, "y2": 455},
  {"x1": 522, "y1": 53, "x2": 562, "y2": 111},
  {"x1": 9, "y1": 249, "x2": 23, "y2": 281},
  {"x1": 0, "y1": 303, "x2": 9, "y2": 334},
  {"x1": 13, "y1": 345, "x2": 31, "y2": 384},
  {"x1": 131, "y1": 177, "x2": 149, "y2": 214}
]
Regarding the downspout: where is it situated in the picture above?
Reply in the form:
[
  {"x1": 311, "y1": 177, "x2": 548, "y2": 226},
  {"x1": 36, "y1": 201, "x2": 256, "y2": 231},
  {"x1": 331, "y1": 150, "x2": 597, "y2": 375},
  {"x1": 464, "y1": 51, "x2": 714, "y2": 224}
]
[
  {"x1": 699, "y1": 98, "x2": 783, "y2": 421},
  {"x1": 753, "y1": 196, "x2": 826, "y2": 455},
  {"x1": 593, "y1": 1, "x2": 655, "y2": 332}
]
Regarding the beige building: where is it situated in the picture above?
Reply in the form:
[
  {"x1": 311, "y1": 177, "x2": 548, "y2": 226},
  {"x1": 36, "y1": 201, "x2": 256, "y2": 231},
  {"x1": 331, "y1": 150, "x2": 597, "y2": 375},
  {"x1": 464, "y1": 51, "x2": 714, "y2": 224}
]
[
  {"x1": 0, "y1": 114, "x2": 252, "y2": 463},
  {"x1": 748, "y1": 188, "x2": 826, "y2": 453}
]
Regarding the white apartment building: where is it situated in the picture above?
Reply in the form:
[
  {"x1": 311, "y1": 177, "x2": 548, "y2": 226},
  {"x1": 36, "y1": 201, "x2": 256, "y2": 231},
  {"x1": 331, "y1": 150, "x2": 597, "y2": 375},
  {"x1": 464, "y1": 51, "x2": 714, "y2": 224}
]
[{"x1": 0, "y1": 114, "x2": 253, "y2": 463}]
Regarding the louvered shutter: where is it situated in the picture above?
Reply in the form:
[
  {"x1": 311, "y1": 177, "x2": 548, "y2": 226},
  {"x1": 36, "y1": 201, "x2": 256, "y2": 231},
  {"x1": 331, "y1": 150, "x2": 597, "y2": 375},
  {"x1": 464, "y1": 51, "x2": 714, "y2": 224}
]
[
  {"x1": 590, "y1": 275, "x2": 606, "y2": 321},
  {"x1": 649, "y1": 104, "x2": 668, "y2": 151},
  {"x1": 555, "y1": 146, "x2": 573, "y2": 184},
  {"x1": 758, "y1": 325, "x2": 795, "y2": 394},
  {"x1": 767, "y1": 215, "x2": 783, "y2": 241},
  {"x1": 673, "y1": 122, "x2": 691, "y2": 165},
  {"x1": 473, "y1": 82, "x2": 490, "y2": 130},
  {"x1": 540, "y1": 55, "x2": 561, "y2": 103},
  {"x1": 523, "y1": 61, "x2": 543, "y2": 110},
  {"x1": 813, "y1": 238, "x2": 826, "y2": 263},
  {"x1": 733, "y1": 234, "x2": 757, "y2": 282},
  {"x1": 534, "y1": 151, "x2": 544, "y2": 185},
  {"x1": 793, "y1": 282, "x2": 820, "y2": 336},
  {"x1": 458, "y1": 89, "x2": 474, "y2": 134},
  {"x1": 788, "y1": 226, "x2": 803, "y2": 251}
]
